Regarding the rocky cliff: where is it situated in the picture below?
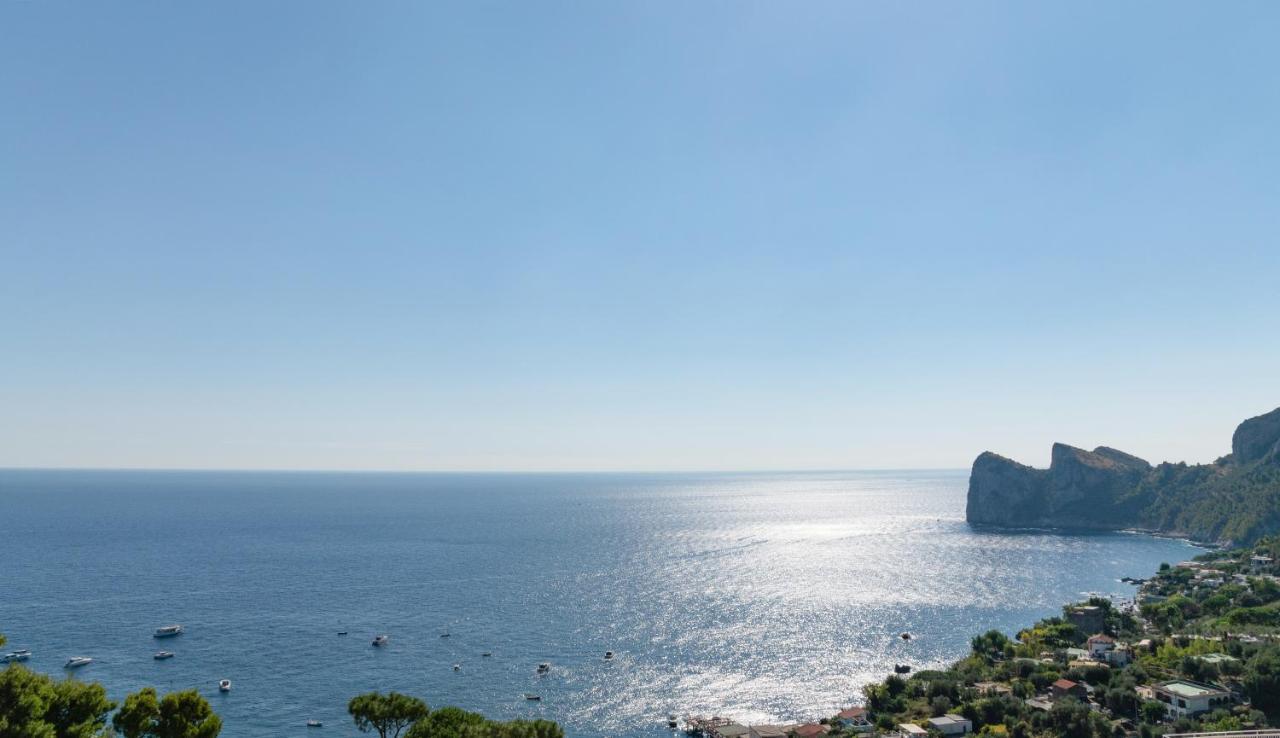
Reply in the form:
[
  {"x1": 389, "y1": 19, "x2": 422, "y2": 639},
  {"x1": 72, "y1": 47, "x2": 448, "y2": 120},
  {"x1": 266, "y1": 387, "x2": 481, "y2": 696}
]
[{"x1": 966, "y1": 406, "x2": 1280, "y2": 543}]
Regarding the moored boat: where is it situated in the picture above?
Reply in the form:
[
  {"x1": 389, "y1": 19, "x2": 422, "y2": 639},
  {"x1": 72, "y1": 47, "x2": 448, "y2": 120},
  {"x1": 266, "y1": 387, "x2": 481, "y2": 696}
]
[
  {"x1": 307, "y1": 720, "x2": 323, "y2": 728},
  {"x1": 524, "y1": 694, "x2": 541, "y2": 701},
  {"x1": 154, "y1": 651, "x2": 175, "y2": 660},
  {"x1": 154, "y1": 625, "x2": 184, "y2": 638},
  {"x1": 2, "y1": 650, "x2": 32, "y2": 663},
  {"x1": 218, "y1": 679, "x2": 231, "y2": 692},
  {"x1": 65, "y1": 657, "x2": 93, "y2": 669},
  {"x1": 372, "y1": 635, "x2": 389, "y2": 647}
]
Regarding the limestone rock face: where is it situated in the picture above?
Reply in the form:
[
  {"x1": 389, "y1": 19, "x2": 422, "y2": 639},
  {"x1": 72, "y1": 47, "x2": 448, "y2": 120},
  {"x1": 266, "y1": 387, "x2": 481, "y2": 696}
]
[
  {"x1": 966, "y1": 452, "x2": 1047, "y2": 526},
  {"x1": 966, "y1": 444, "x2": 1150, "y2": 529},
  {"x1": 1232, "y1": 407, "x2": 1280, "y2": 465},
  {"x1": 966, "y1": 406, "x2": 1280, "y2": 543}
]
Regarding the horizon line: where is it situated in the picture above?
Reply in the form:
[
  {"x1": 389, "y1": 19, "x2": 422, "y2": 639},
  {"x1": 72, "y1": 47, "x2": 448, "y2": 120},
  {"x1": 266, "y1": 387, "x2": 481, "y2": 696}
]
[{"x1": 0, "y1": 464, "x2": 971, "y2": 475}]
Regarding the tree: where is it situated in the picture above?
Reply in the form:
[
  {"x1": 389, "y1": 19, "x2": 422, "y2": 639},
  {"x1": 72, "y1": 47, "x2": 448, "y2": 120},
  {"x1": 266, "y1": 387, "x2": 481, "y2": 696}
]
[
  {"x1": 46, "y1": 680, "x2": 113, "y2": 738},
  {"x1": 405, "y1": 707, "x2": 485, "y2": 738},
  {"x1": 348, "y1": 692, "x2": 429, "y2": 738},
  {"x1": 113, "y1": 688, "x2": 221, "y2": 738},
  {"x1": 1139, "y1": 701, "x2": 1166, "y2": 725}
]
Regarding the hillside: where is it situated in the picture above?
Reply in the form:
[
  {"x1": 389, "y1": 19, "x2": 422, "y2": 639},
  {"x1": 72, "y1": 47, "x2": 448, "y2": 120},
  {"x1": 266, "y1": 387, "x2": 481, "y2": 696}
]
[{"x1": 966, "y1": 407, "x2": 1280, "y2": 544}]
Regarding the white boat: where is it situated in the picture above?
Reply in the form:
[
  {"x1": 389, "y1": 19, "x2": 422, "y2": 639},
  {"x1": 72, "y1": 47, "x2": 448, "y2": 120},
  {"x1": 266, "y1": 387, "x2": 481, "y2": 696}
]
[
  {"x1": 65, "y1": 657, "x2": 93, "y2": 669},
  {"x1": 372, "y1": 635, "x2": 389, "y2": 647},
  {"x1": 306, "y1": 720, "x2": 323, "y2": 728},
  {"x1": 524, "y1": 694, "x2": 541, "y2": 701},
  {"x1": 452, "y1": 663, "x2": 461, "y2": 671},
  {"x1": 154, "y1": 651, "x2": 175, "y2": 660},
  {"x1": 668, "y1": 715, "x2": 679, "y2": 729},
  {"x1": 218, "y1": 679, "x2": 231, "y2": 692},
  {"x1": 154, "y1": 625, "x2": 184, "y2": 638},
  {"x1": 2, "y1": 650, "x2": 32, "y2": 663}
]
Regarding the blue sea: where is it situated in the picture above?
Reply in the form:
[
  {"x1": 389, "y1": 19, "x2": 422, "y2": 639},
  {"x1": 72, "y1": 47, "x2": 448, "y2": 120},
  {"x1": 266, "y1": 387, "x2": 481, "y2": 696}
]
[{"x1": 0, "y1": 470, "x2": 1195, "y2": 738}]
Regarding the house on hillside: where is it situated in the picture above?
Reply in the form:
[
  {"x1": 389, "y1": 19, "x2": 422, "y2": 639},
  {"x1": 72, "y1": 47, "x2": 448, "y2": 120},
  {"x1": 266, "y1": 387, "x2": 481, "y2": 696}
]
[
  {"x1": 1051, "y1": 679, "x2": 1088, "y2": 701},
  {"x1": 927, "y1": 715, "x2": 972, "y2": 736},
  {"x1": 1086, "y1": 633, "x2": 1116, "y2": 659},
  {"x1": 791, "y1": 725, "x2": 828, "y2": 738},
  {"x1": 1151, "y1": 680, "x2": 1234, "y2": 718},
  {"x1": 836, "y1": 708, "x2": 871, "y2": 731}
]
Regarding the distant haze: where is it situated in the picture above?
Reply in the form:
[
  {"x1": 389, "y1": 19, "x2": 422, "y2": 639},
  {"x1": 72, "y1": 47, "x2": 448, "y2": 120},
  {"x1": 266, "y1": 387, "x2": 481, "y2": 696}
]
[{"x1": 3, "y1": 3, "x2": 1279, "y2": 472}]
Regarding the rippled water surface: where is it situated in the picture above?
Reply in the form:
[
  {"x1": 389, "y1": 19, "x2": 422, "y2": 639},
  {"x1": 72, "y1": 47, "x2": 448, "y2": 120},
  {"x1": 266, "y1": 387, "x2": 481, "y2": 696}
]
[{"x1": 0, "y1": 470, "x2": 1194, "y2": 738}]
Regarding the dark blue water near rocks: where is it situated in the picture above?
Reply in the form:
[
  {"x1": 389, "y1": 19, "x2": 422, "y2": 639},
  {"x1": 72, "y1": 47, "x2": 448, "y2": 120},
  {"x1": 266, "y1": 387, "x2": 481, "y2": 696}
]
[{"x1": 0, "y1": 469, "x2": 1194, "y2": 738}]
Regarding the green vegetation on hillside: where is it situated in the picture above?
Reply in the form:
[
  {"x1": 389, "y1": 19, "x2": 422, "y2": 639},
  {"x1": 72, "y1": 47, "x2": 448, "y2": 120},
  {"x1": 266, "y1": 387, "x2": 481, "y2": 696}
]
[{"x1": 836, "y1": 538, "x2": 1280, "y2": 738}]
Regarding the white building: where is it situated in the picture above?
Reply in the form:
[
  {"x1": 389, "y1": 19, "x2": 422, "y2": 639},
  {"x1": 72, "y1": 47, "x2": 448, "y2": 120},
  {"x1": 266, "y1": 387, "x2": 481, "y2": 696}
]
[
  {"x1": 927, "y1": 715, "x2": 973, "y2": 736},
  {"x1": 1152, "y1": 681, "x2": 1233, "y2": 718}
]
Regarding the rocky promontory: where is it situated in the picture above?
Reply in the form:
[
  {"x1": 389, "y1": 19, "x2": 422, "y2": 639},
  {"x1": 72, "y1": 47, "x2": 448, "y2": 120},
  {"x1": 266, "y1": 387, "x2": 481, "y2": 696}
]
[{"x1": 966, "y1": 406, "x2": 1280, "y2": 544}]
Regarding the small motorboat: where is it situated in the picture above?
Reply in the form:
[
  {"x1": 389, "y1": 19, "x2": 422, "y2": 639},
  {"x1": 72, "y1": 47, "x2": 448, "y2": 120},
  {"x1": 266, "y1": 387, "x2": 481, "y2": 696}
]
[
  {"x1": 524, "y1": 694, "x2": 541, "y2": 701},
  {"x1": 668, "y1": 715, "x2": 679, "y2": 730},
  {"x1": 372, "y1": 635, "x2": 389, "y2": 647},
  {"x1": 440, "y1": 633, "x2": 450, "y2": 638},
  {"x1": 452, "y1": 663, "x2": 461, "y2": 671},
  {"x1": 2, "y1": 650, "x2": 32, "y2": 663},
  {"x1": 481, "y1": 652, "x2": 492, "y2": 657},
  {"x1": 306, "y1": 720, "x2": 323, "y2": 728},
  {"x1": 604, "y1": 651, "x2": 614, "y2": 660},
  {"x1": 536, "y1": 662, "x2": 550, "y2": 672},
  {"x1": 900, "y1": 632, "x2": 912, "y2": 641},
  {"x1": 337, "y1": 631, "x2": 348, "y2": 636},
  {"x1": 154, "y1": 625, "x2": 184, "y2": 638},
  {"x1": 154, "y1": 651, "x2": 175, "y2": 660},
  {"x1": 65, "y1": 657, "x2": 93, "y2": 669},
  {"x1": 218, "y1": 679, "x2": 231, "y2": 692}
]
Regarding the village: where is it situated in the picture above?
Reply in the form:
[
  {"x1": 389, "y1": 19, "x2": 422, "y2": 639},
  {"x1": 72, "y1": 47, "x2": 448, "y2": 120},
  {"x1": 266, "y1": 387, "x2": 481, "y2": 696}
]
[{"x1": 680, "y1": 541, "x2": 1280, "y2": 738}]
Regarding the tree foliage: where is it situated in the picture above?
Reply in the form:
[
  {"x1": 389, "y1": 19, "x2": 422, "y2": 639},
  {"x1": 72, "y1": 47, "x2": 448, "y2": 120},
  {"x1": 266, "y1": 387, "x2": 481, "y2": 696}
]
[
  {"x1": 348, "y1": 693, "x2": 430, "y2": 738},
  {"x1": 112, "y1": 688, "x2": 221, "y2": 738}
]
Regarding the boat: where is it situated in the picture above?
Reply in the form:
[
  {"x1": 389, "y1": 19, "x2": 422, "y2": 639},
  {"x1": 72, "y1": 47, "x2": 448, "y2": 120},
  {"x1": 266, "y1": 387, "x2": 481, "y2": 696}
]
[
  {"x1": 153, "y1": 625, "x2": 184, "y2": 638},
  {"x1": 668, "y1": 715, "x2": 679, "y2": 729},
  {"x1": 2, "y1": 650, "x2": 32, "y2": 663},
  {"x1": 452, "y1": 663, "x2": 461, "y2": 671},
  {"x1": 65, "y1": 657, "x2": 93, "y2": 669},
  {"x1": 523, "y1": 694, "x2": 541, "y2": 701},
  {"x1": 306, "y1": 720, "x2": 323, "y2": 728},
  {"x1": 440, "y1": 633, "x2": 450, "y2": 638},
  {"x1": 372, "y1": 635, "x2": 389, "y2": 647},
  {"x1": 894, "y1": 663, "x2": 911, "y2": 673},
  {"x1": 536, "y1": 662, "x2": 550, "y2": 674},
  {"x1": 900, "y1": 632, "x2": 912, "y2": 640},
  {"x1": 482, "y1": 652, "x2": 492, "y2": 657},
  {"x1": 337, "y1": 631, "x2": 348, "y2": 636},
  {"x1": 604, "y1": 651, "x2": 614, "y2": 660},
  {"x1": 218, "y1": 679, "x2": 231, "y2": 692},
  {"x1": 154, "y1": 651, "x2": 175, "y2": 660}
]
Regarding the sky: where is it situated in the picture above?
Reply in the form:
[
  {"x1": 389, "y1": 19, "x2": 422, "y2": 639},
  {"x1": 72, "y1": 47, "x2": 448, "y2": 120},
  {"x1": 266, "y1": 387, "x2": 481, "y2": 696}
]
[{"x1": 3, "y1": 2, "x2": 1279, "y2": 472}]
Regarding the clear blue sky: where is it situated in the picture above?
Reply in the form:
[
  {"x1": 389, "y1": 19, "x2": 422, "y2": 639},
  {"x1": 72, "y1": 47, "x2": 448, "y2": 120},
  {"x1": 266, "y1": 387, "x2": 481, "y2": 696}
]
[{"x1": 3, "y1": 2, "x2": 1279, "y2": 471}]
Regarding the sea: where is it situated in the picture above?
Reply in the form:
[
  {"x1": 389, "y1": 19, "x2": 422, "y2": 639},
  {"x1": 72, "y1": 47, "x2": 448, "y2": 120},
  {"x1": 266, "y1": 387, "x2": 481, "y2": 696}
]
[{"x1": 0, "y1": 469, "x2": 1196, "y2": 738}]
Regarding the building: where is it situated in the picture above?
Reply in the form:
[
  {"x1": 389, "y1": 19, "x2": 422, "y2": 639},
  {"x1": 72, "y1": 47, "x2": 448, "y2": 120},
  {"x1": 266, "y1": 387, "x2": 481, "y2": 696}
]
[
  {"x1": 1151, "y1": 680, "x2": 1234, "y2": 718},
  {"x1": 1106, "y1": 644, "x2": 1133, "y2": 667},
  {"x1": 1066, "y1": 606, "x2": 1105, "y2": 634},
  {"x1": 973, "y1": 682, "x2": 1013, "y2": 697},
  {"x1": 927, "y1": 715, "x2": 973, "y2": 736},
  {"x1": 718, "y1": 725, "x2": 750, "y2": 738},
  {"x1": 1251, "y1": 555, "x2": 1274, "y2": 574},
  {"x1": 792, "y1": 725, "x2": 828, "y2": 738},
  {"x1": 836, "y1": 708, "x2": 871, "y2": 731},
  {"x1": 751, "y1": 726, "x2": 789, "y2": 738},
  {"x1": 1086, "y1": 633, "x2": 1116, "y2": 659},
  {"x1": 1051, "y1": 679, "x2": 1088, "y2": 701},
  {"x1": 898, "y1": 724, "x2": 929, "y2": 738}
]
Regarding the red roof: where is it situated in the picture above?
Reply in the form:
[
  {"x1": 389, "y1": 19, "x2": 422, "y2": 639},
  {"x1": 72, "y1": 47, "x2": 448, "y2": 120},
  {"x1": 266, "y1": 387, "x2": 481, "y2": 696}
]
[
  {"x1": 793, "y1": 725, "x2": 828, "y2": 738},
  {"x1": 1053, "y1": 679, "x2": 1079, "y2": 689},
  {"x1": 837, "y1": 708, "x2": 868, "y2": 720},
  {"x1": 1087, "y1": 634, "x2": 1116, "y2": 643}
]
